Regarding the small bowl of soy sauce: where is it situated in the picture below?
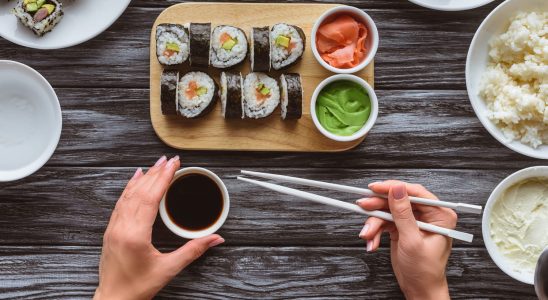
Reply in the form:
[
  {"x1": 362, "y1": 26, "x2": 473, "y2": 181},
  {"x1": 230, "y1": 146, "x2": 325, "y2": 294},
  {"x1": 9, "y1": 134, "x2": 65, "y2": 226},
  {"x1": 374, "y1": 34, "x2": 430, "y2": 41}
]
[{"x1": 160, "y1": 167, "x2": 230, "y2": 239}]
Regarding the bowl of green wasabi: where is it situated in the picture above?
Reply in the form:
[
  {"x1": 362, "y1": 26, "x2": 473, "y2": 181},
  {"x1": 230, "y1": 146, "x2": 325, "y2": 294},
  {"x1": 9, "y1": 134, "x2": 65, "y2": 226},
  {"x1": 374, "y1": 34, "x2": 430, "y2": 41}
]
[{"x1": 311, "y1": 74, "x2": 378, "y2": 142}]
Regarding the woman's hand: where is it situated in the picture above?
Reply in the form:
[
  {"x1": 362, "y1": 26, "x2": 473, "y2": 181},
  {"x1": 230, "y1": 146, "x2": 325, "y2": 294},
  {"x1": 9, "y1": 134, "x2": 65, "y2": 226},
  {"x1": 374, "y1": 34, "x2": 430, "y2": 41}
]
[
  {"x1": 356, "y1": 181, "x2": 457, "y2": 300},
  {"x1": 94, "y1": 156, "x2": 225, "y2": 300}
]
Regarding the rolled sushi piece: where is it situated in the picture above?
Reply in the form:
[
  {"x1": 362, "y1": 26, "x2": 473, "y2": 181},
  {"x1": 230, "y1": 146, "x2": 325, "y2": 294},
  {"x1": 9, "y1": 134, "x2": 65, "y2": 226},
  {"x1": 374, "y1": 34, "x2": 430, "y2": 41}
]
[
  {"x1": 189, "y1": 23, "x2": 211, "y2": 67},
  {"x1": 156, "y1": 23, "x2": 190, "y2": 66},
  {"x1": 210, "y1": 25, "x2": 248, "y2": 69},
  {"x1": 250, "y1": 26, "x2": 270, "y2": 72},
  {"x1": 178, "y1": 72, "x2": 218, "y2": 118},
  {"x1": 160, "y1": 70, "x2": 179, "y2": 115},
  {"x1": 220, "y1": 72, "x2": 244, "y2": 119},
  {"x1": 280, "y1": 74, "x2": 303, "y2": 120},
  {"x1": 13, "y1": 0, "x2": 63, "y2": 37},
  {"x1": 270, "y1": 23, "x2": 305, "y2": 70},
  {"x1": 243, "y1": 73, "x2": 280, "y2": 119}
]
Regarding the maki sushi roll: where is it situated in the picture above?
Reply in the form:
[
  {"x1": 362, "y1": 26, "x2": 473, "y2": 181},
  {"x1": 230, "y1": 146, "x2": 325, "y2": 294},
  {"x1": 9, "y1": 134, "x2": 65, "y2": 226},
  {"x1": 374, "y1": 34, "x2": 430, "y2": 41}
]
[
  {"x1": 160, "y1": 70, "x2": 179, "y2": 115},
  {"x1": 156, "y1": 24, "x2": 190, "y2": 66},
  {"x1": 250, "y1": 26, "x2": 270, "y2": 72},
  {"x1": 270, "y1": 23, "x2": 305, "y2": 70},
  {"x1": 210, "y1": 25, "x2": 248, "y2": 69},
  {"x1": 189, "y1": 23, "x2": 211, "y2": 67},
  {"x1": 13, "y1": 0, "x2": 63, "y2": 37},
  {"x1": 280, "y1": 74, "x2": 303, "y2": 120},
  {"x1": 243, "y1": 73, "x2": 280, "y2": 119},
  {"x1": 220, "y1": 72, "x2": 244, "y2": 119},
  {"x1": 178, "y1": 72, "x2": 218, "y2": 118}
]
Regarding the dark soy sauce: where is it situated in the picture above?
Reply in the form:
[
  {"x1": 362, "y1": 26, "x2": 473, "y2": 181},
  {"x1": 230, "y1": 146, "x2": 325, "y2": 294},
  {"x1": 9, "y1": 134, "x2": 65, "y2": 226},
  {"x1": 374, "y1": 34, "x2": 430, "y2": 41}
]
[{"x1": 165, "y1": 173, "x2": 223, "y2": 231}]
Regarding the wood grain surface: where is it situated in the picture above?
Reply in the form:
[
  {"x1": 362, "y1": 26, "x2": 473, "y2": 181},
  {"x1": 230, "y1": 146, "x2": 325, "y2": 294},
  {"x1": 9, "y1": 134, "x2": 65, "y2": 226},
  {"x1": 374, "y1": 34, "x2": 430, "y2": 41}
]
[
  {"x1": 0, "y1": 0, "x2": 539, "y2": 298},
  {"x1": 150, "y1": 3, "x2": 373, "y2": 152}
]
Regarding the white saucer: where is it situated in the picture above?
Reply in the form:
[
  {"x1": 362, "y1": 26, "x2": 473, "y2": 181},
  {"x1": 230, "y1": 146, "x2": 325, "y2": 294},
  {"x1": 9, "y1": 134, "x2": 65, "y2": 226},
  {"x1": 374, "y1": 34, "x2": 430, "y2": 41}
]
[
  {"x1": 0, "y1": 60, "x2": 62, "y2": 182},
  {"x1": 408, "y1": 0, "x2": 496, "y2": 11}
]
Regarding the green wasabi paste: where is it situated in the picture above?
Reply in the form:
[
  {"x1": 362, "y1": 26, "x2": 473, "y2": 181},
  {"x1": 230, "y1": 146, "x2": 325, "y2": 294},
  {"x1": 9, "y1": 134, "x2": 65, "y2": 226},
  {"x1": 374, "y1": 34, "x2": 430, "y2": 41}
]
[{"x1": 316, "y1": 80, "x2": 371, "y2": 136}]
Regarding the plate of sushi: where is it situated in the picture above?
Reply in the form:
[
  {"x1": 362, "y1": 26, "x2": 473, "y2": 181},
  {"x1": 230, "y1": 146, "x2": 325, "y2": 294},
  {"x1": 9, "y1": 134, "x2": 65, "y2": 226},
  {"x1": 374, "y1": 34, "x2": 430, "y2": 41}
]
[
  {"x1": 149, "y1": 3, "x2": 375, "y2": 152},
  {"x1": 0, "y1": 0, "x2": 131, "y2": 49}
]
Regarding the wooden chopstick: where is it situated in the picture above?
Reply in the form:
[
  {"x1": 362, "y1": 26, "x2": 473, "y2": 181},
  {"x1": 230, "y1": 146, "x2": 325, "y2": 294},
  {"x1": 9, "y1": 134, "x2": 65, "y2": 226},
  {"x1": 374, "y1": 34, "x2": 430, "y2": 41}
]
[
  {"x1": 237, "y1": 176, "x2": 474, "y2": 243},
  {"x1": 241, "y1": 170, "x2": 482, "y2": 214}
]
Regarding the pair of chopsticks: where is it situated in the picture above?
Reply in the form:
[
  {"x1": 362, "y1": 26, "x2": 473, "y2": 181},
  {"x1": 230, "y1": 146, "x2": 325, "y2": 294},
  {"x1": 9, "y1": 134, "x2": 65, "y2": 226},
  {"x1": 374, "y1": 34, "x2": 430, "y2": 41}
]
[{"x1": 237, "y1": 170, "x2": 480, "y2": 243}]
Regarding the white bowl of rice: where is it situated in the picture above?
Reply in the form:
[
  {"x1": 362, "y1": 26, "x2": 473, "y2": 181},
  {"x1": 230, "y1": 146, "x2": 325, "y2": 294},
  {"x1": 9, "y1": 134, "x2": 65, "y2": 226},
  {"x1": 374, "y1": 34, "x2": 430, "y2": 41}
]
[{"x1": 466, "y1": 0, "x2": 548, "y2": 159}]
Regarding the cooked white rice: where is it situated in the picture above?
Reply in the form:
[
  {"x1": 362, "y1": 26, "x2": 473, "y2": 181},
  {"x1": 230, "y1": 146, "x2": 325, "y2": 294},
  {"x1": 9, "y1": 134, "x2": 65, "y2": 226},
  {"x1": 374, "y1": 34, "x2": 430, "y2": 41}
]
[
  {"x1": 178, "y1": 72, "x2": 215, "y2": 118},
  {"x1": 479, "y1": 11, "x2": 547, "y2": 148},
  {"x1": 243, "y1": 73, "x2": 280, "y2": 118},
  {"x1": 270, "y1": 23, "x2": 304, "y2": 70},
  {"x1": 156, "y1": 25, "x2": 189, "y2": 66},
  {"x1": 210, "y1": 26, "x2": 247, "y2": 68}
]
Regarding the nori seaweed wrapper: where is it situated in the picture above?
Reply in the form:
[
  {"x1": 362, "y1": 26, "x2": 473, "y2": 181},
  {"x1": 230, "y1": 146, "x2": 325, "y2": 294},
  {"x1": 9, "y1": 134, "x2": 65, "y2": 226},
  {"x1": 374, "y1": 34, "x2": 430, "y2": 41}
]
[
  {"x1": 189, "y1": 23, "x2": 211, "y2": 67},
  {"x1": 251, "y1": 26, "x2": 270, "y2": 72},
  {"x1": 281, "y1": 73, "x2": 302, "y2": 120},
  {"x1": 223, "y1": 72, "x2": 243, "y2": 119},
  {"x1": 160, "y1": 70, "x2": 179, "y2": 115}
]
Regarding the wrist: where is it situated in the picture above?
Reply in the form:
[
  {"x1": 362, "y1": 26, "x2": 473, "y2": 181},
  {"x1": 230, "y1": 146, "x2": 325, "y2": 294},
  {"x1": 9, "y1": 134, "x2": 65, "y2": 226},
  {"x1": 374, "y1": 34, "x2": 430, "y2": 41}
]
[{"x1": 402, "y1": 278, "x2": 450, "y2": 300}]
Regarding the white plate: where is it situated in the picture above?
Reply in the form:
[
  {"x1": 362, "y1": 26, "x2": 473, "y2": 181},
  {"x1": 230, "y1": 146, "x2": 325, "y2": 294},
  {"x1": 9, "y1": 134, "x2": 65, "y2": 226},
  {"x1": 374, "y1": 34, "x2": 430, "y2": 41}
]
[
  {"x1": 408, "y1": 0, "x2": 496, "y2": 11},
  {"x1": 0, "y1": 60, "x2": 62, "y2": 182},
  {"x1": 466, "y1": 0, "x2": 548, "y2": 160},
  {"x1": 0, "y1": 0, "x2": 131, "y2": 49}
]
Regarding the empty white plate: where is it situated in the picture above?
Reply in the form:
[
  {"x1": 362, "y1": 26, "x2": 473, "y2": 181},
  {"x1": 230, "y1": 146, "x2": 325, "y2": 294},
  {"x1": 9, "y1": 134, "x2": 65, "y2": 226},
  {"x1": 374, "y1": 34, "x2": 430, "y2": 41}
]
[
  {"x1": 408, "y1": 0, "x2": 496, "y2": 11},
  {"x1": 0, "y1": 0, "x2": 131, "y2": 49},
  {"x1": 0, "y1": 60, "x2": 62, "y2": 182}
]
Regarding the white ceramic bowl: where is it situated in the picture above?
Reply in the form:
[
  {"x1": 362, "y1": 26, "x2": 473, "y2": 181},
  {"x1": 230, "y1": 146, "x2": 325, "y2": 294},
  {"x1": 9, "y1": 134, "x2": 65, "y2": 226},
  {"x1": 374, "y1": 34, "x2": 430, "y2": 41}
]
[
  {"x1": 311, "y1": 5, "x2": 379, "y2": 74},
  {"x1": 0, "y1": 60, "x2": 62, "y2": 182},
  {"x1": 466, "y1": 0, "x2": 548, "y2": 160},
  {"x1": 408, "y1": 0, "x2": 495, "y2": 11},
  {"x1": 310, "y1": 74, "x2": 378, "y2": 142},
  {"x1": 160, "y1": 167, "x2": 230, "y2": 240},
  {"x1": 482, "y1": 166, "x2": 548, "y2": 285},
  {"x1": 0, "y1": 0, "x2": 131, "y2": 49}
]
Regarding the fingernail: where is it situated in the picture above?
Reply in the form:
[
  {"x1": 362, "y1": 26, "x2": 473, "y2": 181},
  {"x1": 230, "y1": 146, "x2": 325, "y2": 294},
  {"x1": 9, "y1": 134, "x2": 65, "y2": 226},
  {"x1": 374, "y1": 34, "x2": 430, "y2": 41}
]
[
  {"x1": 355, "y1": 198, "x2": 368, "y2": 205},
  {"x1": 359, "y1": 224, "x2": 370, "y2": 238},
  {"x1": 208, "y1": 237, "x2": 225, "y2": 248},
  {"x1": 366, "y1": 240, "x2": 373, "y2": 252},
  {"x1": 392, "y1": 183, "x2": 407, "y2": 200},
  {"x1": 131, "y1": 168, "x2": 142, "y2": 179},
  {"x1": 368, "y1": 182, "x2": 381, "y2": 188},
  {"x1": 154, "y1": 156, "x2": 167, "y2": 167},
  {"x1": 166, "y1": 155, "x2": 180, "y2": 168}
]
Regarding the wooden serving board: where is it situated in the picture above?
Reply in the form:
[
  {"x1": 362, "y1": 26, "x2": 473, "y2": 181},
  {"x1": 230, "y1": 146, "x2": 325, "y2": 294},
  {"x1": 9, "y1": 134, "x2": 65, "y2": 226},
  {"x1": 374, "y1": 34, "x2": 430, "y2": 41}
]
[{"x1": 150, "y1": 2, "x2": 374, "y2": 152}]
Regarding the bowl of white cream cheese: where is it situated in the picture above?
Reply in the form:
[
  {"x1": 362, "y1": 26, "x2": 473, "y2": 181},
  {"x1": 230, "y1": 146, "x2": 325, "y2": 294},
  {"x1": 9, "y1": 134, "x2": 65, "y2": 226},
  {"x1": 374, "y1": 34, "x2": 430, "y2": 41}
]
[{"x1": 483, "y1": 166, "x2": 548, "y2": 285}]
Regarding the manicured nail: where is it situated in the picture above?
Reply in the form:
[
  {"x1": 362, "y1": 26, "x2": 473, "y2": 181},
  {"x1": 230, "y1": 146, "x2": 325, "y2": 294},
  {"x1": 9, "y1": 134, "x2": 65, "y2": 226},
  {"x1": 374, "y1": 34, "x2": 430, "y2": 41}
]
[
  {"x1": 366, "y1": 240, "x2": 373, "y2": 252},
  {"x1": 209, "y1": 237, "x2": 225, "y2": 248},
  {"x1": 154, "y1": 156, "x2": 167, "y2": 167},
  {"x1": 131, "y1": 168, "x2": 142, "y2": 179},
  {"x1": 368, "y1": 182, "x2": 381, "y2": 188},
  {"x1": 166, "y1": 155, "x2": 180, "y2": 168},
  {"x1": 359, "y1": 224, "x2": 370, "y2": 238},
  {"x1": 392, "y1": 183, "x2": 407, "y2": 200}
]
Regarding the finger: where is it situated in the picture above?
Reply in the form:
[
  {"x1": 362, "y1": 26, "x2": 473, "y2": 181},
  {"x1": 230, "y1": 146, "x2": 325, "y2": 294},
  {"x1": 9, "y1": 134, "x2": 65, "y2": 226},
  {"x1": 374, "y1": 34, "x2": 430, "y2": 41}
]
[
  {"x1": 370, "y1": 181, "x2": 443, "y2": 215},
  {"x1": 162, "y1": 234, "x2": 224, "y2": 274},
  {"x1": 368, "y1": 230, "x2": 382, "y2": 252},
  {"x1": 359, "y1": 217, "x2": 387, "y2": 240},
  {"x1": 134, "y1": 156, "x2": 180, "y2": 228},
  {"x1": 139, "y1": 156, "x2": 169, "y2": 191},
  {"x1": 356, "y1": 197, "x2": 389, "y2": 211},
  {"x1": 387, "y1": 183, "x2": 420, "y2": 243}
]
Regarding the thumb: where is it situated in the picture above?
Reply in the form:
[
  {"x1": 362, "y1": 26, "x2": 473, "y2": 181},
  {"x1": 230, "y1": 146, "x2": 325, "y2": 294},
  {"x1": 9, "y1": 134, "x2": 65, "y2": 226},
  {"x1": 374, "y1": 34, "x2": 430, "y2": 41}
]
[
  {"x1": 163, "y1": 234, "x2": 224, "y2": 274},
  {"x1": 388, "y1": 183, "x2": 420, "y2": 242}
]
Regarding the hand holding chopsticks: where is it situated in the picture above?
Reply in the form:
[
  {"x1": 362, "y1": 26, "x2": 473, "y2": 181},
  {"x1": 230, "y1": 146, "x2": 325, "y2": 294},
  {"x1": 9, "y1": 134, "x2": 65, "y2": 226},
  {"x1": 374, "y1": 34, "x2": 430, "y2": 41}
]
[{"x1": 238, "y1": 170, "x2": 477, "y2": 243}]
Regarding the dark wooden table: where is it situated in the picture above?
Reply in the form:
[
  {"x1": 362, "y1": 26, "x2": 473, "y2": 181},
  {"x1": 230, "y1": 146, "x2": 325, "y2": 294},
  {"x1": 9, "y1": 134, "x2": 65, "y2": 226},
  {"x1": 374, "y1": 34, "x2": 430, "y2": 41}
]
[{"x1": 0, "y1": 0, "x2": 542, "y2": 298}]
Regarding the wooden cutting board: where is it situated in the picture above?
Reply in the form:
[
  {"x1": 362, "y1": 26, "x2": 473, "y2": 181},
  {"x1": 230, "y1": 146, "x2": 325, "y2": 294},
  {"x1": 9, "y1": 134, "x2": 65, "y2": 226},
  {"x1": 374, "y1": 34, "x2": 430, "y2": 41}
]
[{"x1": 149, "y1": 2, "x2": 374, "y2": 152}]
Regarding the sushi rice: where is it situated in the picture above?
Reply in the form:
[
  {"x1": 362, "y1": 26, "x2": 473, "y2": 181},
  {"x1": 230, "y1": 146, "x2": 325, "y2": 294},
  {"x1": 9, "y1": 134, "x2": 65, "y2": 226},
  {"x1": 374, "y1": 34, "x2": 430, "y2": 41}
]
[
  {"x1": 243, "y1": 73, "x2": 280, "y2": 119},
  {"x1": 270, "y1": 23, "x2": 304, "y2": 70},
  {"x1": 210, "y1": 25, "x2": 248, "y2": 68},
  {"x1": 178, "y1": 72, "x2": 217, "y2": 118},
  {"x1": 156, "y1": 24, "x2": 190, "y2": 66}
]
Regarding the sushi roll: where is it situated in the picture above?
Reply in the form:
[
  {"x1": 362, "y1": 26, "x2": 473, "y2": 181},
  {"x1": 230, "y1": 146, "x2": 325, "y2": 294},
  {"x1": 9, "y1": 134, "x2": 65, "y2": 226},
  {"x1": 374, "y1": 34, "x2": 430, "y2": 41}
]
[
  {"x1": 250, "y1": 26, "x2": 270, "y2": 72},
  {"x1": 220, "y1": 72, "x2": 244, "y2": 119},
  {"x1": 189, "y1": 23, "x2": 211, "y2": 67},
  {"x1": 178, "y1": 72, "x2": 218, "y2": 118},
  {"x1": 160, "y1": 70, "x2": 179, "y2": 115},
  {"x1": 280, "y1": 74, "x2": 303, "y2": 120},
  {"x1": 156, "y1": 24, "x2": 190, "y2": 66},
  {"x1": 243, "y1": 73, "x2": 280, "y2": 119},
  {"x1": 270, "y1": 23, "x2": 305, "y2": 70},
  {"x1": 210, "y1": 25, "x2": 248, "y2": 69},
  {"x1": 13, "y1": 0, "x2": 63, "y2": 37}
]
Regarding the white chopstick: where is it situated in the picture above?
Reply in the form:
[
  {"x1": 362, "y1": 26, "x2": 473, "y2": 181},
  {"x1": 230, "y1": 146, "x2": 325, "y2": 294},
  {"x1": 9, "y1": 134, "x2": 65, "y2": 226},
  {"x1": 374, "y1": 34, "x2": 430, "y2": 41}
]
[
  {"x1": 237, "y1": 176, "x2": 474, "y2": 243},
  {"x1": 241, "y1": 170, "x2": 482, "y2": 214}
]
